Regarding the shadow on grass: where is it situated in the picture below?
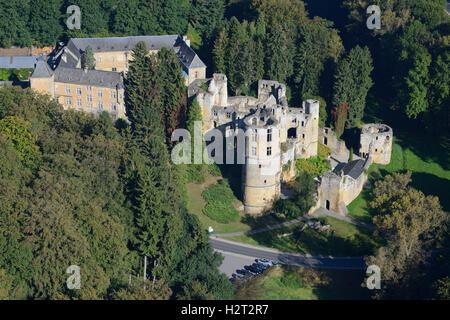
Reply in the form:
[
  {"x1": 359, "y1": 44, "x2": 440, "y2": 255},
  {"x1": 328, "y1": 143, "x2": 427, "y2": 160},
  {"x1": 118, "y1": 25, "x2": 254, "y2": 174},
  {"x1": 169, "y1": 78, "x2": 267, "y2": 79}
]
[
  {"x1": 312, "y1": 269, "x2": 371, "y2": 300},
  {"x1": 410, "y1": 172, "x2": 450, "y2": 212},
  {"x1": 241, "y1": 223, "x2": 380, "y2": 257}
]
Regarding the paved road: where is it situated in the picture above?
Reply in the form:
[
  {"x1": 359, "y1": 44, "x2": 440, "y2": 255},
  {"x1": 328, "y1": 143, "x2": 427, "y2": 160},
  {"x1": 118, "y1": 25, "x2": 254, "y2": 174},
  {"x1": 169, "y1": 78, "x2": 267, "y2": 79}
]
[{"x1": 211, "y1": 237, "x2": 366, "y2": 270}]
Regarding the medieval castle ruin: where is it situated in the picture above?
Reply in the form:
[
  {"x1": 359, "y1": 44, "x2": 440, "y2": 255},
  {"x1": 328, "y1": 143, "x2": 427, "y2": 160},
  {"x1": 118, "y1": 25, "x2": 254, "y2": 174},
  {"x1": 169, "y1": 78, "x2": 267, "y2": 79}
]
[
  {"x1": 192, "y1": 74, "x2": 393, "y2": 216},
  {"x1": 26, "y1": 36, "x2": 393, "y2": 217}
]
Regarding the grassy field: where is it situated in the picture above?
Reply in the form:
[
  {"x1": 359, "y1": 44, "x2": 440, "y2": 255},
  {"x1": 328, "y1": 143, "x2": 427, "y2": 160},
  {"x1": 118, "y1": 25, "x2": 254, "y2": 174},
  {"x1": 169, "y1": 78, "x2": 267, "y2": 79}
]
[
  {"x1": 186, "y1": 172, "x2": 288, "y2": 234},
  {"x1": 235, "y1": 265, "x2": 370, "y2": 300},
  {"x1": 347, "y1": 136, "x2": 450, "y2": 222},
  {"x1": 227, "y1": 216, "x2": 381, "y2": 256}
]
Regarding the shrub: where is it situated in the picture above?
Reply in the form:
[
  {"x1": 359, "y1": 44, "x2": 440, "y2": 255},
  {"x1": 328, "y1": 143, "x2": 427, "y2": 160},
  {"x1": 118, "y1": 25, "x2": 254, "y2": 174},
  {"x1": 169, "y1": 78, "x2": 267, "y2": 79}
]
[
  {"x1": 296, "y1": 156, "x2": 331, "y2": 177},
  {"x1": 202, "y1": 179, "x2": 239, "y2": 223},
  {"x1": 274, "y1": 199, "x2": 302, "y2": 218},
  {"x1": 318, "y1": 142, "x2": 331, "y2": 158}
]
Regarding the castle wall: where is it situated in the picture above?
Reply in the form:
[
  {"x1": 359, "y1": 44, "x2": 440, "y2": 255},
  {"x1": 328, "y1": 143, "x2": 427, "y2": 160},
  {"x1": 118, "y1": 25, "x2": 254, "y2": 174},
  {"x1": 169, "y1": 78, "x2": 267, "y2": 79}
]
[
  {"x1": 242, "y1": 117, "x2": 281, "y2": 214},
  {"x1": 359, "y1": 124, "x2": 393, "y2": 165},
  {"x1": 30, "y1": 76, "x2": 54, "y2": 96},
  {"x1": 319, "y1": 127, "x2": 349, "y2": 160}
]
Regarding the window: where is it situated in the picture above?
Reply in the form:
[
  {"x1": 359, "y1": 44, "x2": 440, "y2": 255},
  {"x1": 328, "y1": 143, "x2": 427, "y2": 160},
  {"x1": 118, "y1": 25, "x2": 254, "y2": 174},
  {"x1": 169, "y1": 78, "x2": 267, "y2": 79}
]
[
  {"x1": 86, "y1": 94, "x2": 92, "y2": 103},
  {"x1": 76, "y1": 98, "x2": 82, "y2": 107},
  {"x1": 76, "y1": 87, "x2": 82, "y2": 95},
  {"x1": 97, "y1": 90, "x2": 103, "y2": 98},
  {"x1": 110, "y1": 102, "x2": 117, "y2": 111},
  {"x1": 54, "y1": 85, "x2": 58, "y2": 93},
  {"x1": 65, "y1": 97, "x2": 72, "y2": 105},
  {"x1": 226, "y1": 112, "x2": 231, "y2": 118},
  {"x1": 292, "y1": 118, "x2": 297, "y2": 124},
  {"x1": 301, "y1": 121, "x2": 304, "y2": 126},
  {"x1": 195, "y1": 71, "x2": 198, "y2": 79},
  {"x1": 65, "y1": 86, "x2": 71, "y2": 94},
  {"x1": 267, "y1": 128, "x2": 272, "y2": 142},
  {"x1": 86, "y1": 86, "x2": 92, "y2": 92},
  {"x1": 112, "y1": 67, "x2": 117, "y2": 72},
  {"x1": 252, "y1": 131, "x2": 257, "y2": 142},
  {"x1": 213, "y1": 110, "x2": 217, "y2": 116},
  {"x1": 110, "y1": 91, "x2": 116, "y2": 99},
  {"x1": 112, "y1": 57, "x2": 115, "y2": 62},
  {"x1": 98, "y1": 101, "x2": 103, "y2": 111},
  {"x1": 267, "y1": 147, "x2": 272, "y2": 156},
  {"x1": 97, "y1": 56, "x2": 102, "y2": 63},
  {"x1": 252, "y1": 147, "x2": 257, "y2": 156}
]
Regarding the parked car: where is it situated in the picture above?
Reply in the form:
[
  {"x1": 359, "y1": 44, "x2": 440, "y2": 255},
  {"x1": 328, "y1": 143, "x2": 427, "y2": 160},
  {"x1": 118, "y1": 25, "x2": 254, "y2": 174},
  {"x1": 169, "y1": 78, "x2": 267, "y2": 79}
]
[
  {"x1": 246, "y1": 264, "x2": 263, "y2": 274},
  {"x1": 255, "y1": 263, "x2": 269, "y2": 270},
  {"x1": 255, "y1": 258, "x2": 273, "y2": 266},
  {"x1": 237, "y1": 269, "x2": 255, "y2": 277},
  {"x1": 233, "y1": 272, "x2": 244, "y2": 279}
]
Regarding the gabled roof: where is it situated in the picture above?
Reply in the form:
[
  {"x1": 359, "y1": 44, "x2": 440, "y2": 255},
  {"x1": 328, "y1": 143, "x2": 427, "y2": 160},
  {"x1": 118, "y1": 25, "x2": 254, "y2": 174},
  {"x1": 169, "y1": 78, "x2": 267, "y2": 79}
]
[
  {"x1": 333, "y1": 159, "x2": 366, "y2": 180},
  {"x1": 64, "y1": 35, "x2": 206, "y2": 70},
  {"x1": 69, "y1": 35, "x2": 180, "y2": 53},
  {"x1": 30, "y1": 57, "x2": 53, "y2": 78},
  {"x1": 54, "y1": 67, "x2": 123, "y2": 89},
  {"x1": 0, "y1": 56, "x2": 38, "y2": 69}
]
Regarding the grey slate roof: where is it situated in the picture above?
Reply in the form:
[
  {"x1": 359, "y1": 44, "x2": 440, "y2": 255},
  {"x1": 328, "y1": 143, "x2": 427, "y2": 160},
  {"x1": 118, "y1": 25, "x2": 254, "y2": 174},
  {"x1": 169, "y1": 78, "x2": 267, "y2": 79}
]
[
  {"x1": 0, "y1": 56, "x2": 38, "y2": 69},
  {"x1": 333, "y1": 159, "x2": 366, "y2": 180},
  {"x1": 69, "y1": 35, "x2": 179, "y2": 53},
  {"x1": 54, "y1": 67, "x2": 123, "y2": 89},
  {"x1": 64, "y1": 35, "x2": 206, "y2": 70},
  {"x1": 31, "y1": 57, "x2": 53, "y2": 78}
]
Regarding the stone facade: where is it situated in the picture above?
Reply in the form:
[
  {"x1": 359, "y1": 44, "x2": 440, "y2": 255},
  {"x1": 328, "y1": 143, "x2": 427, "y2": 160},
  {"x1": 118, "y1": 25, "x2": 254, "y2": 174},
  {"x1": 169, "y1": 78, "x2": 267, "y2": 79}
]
[
  {"x1": 318, "y1": 159, "x2": 370, "y2": 216},
  {"x1": 30, "y1": 35, "x2": 206, "y2": 120},
  {"x1": 195, "y1": 74, "x2": 319, "y2": 214},
  {"x1": 359, "y1": 123, "x2": 393, "y2": 165}
]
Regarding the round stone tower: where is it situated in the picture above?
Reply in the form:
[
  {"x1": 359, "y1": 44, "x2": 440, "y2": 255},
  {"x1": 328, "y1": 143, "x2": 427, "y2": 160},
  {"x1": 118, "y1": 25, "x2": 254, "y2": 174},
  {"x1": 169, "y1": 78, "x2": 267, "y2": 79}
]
[
  {"x1": 359, "y1": 123, "x2": 393, "y2": 165},
  {"x1": 242, "y1": 108, "x2": 281, "y2": 214}
]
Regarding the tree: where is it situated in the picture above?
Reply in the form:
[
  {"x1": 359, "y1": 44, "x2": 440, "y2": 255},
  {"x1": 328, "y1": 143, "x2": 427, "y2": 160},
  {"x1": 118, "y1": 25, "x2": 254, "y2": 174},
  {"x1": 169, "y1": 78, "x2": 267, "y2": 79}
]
[
  {"x1": 345, "y1": 46, "x2": 373, "y2": 128},
  {"x1": 190, "y1": 0, "x2": 226, "y2": 42},
  {"x1": 265, "y1": 23, "x2": 296, "y2": 85},
  {"x1": 331, "y1": 103, "x2": 348, "y2": 137},
  {"x1": 29, "y1": 0, "x2": 63, "y2": 46},
  {"x1": 293, "y1": 171, "x2": 316, "y2": 215},
  {"x1": 0, "y1": 116, "x2": 42, "y2": 171},
  {"x1": 366, "y1": 172, "x2": 448, "y2": 299},
  {"x1": 158, "y1": 0, "x2": 190, "y2": 34},
  {"x1": 212, "y1": 28, "x2": 228, "y2": 74},
  {"x1": 0, "y1": 0, "x2": 32, "y2": 47},
  {"x1": 332, "y1": 46, "x2": 373, "y2": 129},
  {"x1": 402, "y1": 46, "x2": 431, "y2": 119},
  {"x1": 81, "y1": 45, "x2": 96, "y2": 70}
]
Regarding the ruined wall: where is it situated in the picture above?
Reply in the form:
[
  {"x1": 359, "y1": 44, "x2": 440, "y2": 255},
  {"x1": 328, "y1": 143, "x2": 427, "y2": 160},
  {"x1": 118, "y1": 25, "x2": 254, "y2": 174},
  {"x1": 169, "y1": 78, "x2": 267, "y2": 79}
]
[
  {"x1": 359, "y1": 124, "x2": 393, "y2": 165},
  {"x1": 242, "y1": 112, "x2": 281, "y2": 214},
  {"x1": 319, "y1": 127, "x2": 349, "y2": 160}
]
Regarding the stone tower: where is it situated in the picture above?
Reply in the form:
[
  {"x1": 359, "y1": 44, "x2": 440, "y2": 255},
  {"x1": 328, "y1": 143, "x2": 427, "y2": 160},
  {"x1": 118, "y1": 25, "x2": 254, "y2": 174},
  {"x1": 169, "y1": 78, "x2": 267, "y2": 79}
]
[
  {"x1": 359, "y1": 124, "x2": 393, "y2": 165},
  {"x1": 242, "y1": 108, "x2": 281, "y2": 214}
]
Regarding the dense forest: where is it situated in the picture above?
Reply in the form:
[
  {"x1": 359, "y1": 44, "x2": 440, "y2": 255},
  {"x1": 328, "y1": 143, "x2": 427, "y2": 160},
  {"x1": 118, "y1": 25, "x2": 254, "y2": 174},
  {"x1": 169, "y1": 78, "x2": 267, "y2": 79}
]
[
  {"x1": 0, "y1": 0, "x2": 448, "y2": 299},
  {"x1": 0, "y1": 0, "x2": 447, "y2": 135},
  {"x1": 0, "y1": 44, "x2": 233, "y2": 299}
]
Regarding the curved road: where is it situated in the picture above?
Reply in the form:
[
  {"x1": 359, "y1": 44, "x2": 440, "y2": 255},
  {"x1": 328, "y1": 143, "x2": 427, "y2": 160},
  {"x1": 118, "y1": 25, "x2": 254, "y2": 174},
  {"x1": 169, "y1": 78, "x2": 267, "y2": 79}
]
[{"x1": 210, "y1": 237, "x2": 366, "y2": 270}]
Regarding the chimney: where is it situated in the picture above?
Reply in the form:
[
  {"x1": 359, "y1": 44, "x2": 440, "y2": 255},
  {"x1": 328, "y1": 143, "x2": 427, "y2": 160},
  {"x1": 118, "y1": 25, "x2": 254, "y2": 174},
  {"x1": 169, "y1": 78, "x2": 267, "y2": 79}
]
[{"x1": 183, "y1": 35, "x2": 190, "y2": 47}]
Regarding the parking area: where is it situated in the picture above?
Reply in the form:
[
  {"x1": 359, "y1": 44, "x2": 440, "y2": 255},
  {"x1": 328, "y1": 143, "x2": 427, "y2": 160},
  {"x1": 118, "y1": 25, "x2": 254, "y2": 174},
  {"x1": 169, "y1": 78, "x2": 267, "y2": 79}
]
[{"x1": 216, "y1": 249, "x2": 256, "y2": 278}]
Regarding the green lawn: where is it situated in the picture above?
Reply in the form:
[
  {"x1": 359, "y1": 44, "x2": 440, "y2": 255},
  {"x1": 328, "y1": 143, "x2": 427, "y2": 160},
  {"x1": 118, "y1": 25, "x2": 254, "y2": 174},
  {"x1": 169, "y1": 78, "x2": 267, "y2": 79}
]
[
  {"x1": 186, "y1": 172, "x2": 288, "y2": 234},
  {"x1": 227, "y1": 216, "x2": 382, "y2": 256},
  {"x1": 235, "y1": 265, "x2": 370, "y2": 300},
  {"x1": 347, "y1": 136, "x2": 450, "y2": 222}
]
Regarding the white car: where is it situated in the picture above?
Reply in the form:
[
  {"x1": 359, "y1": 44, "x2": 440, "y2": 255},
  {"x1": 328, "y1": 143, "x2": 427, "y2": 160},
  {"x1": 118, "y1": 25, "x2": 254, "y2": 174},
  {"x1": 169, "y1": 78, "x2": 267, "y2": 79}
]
[{"x1": 255, "y1": 258, "x2": 273, "y2": 266}]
